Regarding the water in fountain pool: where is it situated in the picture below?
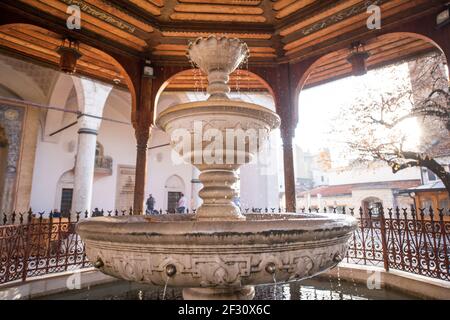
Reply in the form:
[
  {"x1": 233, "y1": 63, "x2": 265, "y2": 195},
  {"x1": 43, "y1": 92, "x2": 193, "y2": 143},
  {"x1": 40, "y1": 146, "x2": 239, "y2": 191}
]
[{"x1": 36, "y1": 277, "x2": 418, "y2": 300}]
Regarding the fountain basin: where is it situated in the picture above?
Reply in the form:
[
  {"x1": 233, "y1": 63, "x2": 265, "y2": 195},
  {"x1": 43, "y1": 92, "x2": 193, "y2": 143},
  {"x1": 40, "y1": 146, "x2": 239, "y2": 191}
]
[{"x1": 76, "y1": 213, "x2": 356, "y2": 297}]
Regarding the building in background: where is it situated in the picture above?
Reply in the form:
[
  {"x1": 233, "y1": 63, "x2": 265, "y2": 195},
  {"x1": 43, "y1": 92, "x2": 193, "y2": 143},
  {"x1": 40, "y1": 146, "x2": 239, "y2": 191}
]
[{"x1": 297, "y1": 161, "x2": 421, "y2": 213}]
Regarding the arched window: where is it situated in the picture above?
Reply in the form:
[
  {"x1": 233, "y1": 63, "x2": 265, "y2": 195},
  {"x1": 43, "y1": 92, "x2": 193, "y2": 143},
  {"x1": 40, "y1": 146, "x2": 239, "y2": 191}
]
[{"x1": 362, "y1": 197, "x2": 383, "y2": 217}]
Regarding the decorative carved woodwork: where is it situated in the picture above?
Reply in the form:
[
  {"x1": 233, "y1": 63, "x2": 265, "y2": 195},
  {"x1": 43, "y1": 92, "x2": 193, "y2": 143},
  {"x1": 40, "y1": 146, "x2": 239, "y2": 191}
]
[
  {"x1": 1, "y1": 1, "x2": 450, "y2": 214},
  {"x1": 1, "y1": 0, "x2": 447, "y2": 71},
  {"x1": 60, "y1": 0, "x2": 137, "y2": 33},
  {"x1": 274, "y1": 0, "x2": 316, "y2": 19},
  {"x1": 161, "y1": 31, "x2": 272, "y2": 40}
]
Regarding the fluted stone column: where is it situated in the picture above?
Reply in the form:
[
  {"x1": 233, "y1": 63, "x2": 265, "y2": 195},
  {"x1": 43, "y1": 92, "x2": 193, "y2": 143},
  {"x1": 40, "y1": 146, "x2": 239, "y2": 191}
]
[{"x1": 71, "y1": 77, "x2": 112, "y2": 219}]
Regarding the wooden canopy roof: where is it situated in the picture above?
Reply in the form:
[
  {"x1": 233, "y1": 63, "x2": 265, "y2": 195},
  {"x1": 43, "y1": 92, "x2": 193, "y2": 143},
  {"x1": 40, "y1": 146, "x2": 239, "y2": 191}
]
[{"x1": 0, "y1": 0, "x2": 446, "y2": 90}]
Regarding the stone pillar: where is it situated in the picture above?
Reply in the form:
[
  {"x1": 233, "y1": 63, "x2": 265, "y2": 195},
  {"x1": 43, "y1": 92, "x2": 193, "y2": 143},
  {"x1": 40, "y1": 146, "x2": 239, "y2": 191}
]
[
  {"x1": 281, "y1": 127, "x2": 296, "y2": 212},
  {"x1": 133, "y1": 124, "x2": 150, "y2": 214},
  {"x1": 71, "y1": 77, "x2": 112, "y2": 219}
]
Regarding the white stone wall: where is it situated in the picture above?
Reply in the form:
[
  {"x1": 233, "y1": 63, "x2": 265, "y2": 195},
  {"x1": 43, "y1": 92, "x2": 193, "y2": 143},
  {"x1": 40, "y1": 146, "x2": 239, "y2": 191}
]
[
  {"x1": 30, "y1": 89, "x2": 136, "y2": 213},
  {"x1": 146, "y1": 128, "x2": 195, "y2": 212},
  {"x1": 297, "y1": 195, "x2": 352, "y2": 211},
  {"x1": 240, "y1": 130, "x2": 281, "y2": 209},
  {"x1": 297, "y1": 189, "x2": 415, "y2": 212}
]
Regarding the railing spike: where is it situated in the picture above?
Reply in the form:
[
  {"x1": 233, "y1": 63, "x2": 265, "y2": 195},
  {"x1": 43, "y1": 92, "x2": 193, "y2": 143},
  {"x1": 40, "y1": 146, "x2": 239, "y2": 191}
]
[
  {"x1": 402, "y1": 208, "x2": 408, "y2": 219},
  {"x1": 388, "y1": 208, "x2": 393, "y2": 218},
  {"x1": 419, "y1": 208, "x2": 425, "y2": 219},
  {"x1": 438, "y1": 208, "x2": 444, "y2": 221}
]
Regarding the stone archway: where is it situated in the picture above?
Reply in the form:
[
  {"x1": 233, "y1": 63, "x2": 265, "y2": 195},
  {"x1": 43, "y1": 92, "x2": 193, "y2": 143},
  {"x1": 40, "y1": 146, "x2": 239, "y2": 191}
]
[
  {"x1": 361, "y1": 196, "x2": 383, "y2": 217},
  {"x1": 296, "y1": 32, "x2": 447, "y2": 101}
]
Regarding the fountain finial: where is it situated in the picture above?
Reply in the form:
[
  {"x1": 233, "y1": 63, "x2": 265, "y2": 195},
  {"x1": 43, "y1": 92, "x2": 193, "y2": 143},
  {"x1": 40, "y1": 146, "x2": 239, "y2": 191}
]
[{"x1": 188, "y1": 35, "x2": 249, "y2": 100}]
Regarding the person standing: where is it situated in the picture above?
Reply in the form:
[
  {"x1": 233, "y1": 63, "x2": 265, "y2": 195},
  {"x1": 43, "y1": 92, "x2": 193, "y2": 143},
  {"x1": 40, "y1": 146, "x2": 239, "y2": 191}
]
[
  {"x1": 177, "y1": 193, "x2": 187, "y2": 213},
  {"x1": 146, "y1": 194, "x2": 155, "y2": 214}
]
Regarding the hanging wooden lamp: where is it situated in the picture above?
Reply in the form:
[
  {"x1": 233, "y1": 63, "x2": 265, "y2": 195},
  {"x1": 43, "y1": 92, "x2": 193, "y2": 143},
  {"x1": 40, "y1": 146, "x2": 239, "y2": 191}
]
[
  {"x1": 56, "y1": 38, "x2": 82, "y2": 74},
  {"x1": 347, "y1": 42, "x2": 370, "y2": 76}
]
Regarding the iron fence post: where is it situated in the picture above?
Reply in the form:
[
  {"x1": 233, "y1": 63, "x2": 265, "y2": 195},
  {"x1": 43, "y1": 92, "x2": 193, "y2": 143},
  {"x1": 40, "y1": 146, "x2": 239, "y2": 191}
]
[
  {"x1": 22, "y1": 216, "x2": 33, "y2": 282},
  {"x1": 379, "y1": 207, "x2": 389, "y2": 271}
]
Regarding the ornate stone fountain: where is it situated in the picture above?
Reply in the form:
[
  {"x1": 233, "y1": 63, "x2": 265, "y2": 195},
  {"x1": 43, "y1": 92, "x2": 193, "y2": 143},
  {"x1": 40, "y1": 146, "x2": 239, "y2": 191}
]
[{"x1": 77, "y1": 36, "x2": 357, "y2": 300}]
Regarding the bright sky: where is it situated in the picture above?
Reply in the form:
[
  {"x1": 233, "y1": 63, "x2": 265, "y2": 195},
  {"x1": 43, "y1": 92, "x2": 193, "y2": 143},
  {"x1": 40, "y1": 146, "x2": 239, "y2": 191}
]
[{"x1": 295, "y1": 62, "x2": 422, "y2": 167}]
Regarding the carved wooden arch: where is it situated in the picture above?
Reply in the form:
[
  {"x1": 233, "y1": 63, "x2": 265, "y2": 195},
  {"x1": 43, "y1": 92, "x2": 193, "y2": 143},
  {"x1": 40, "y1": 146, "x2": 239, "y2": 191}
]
[
  {"x1": 384, "y1": 13, "x2": 450, "y2": 71},
  {"x1": 295, "y1": 31, "x2": 448, "y2": 111},
  {"x1": 0, "y1": 22, "x2": 137, "y2": 123}
]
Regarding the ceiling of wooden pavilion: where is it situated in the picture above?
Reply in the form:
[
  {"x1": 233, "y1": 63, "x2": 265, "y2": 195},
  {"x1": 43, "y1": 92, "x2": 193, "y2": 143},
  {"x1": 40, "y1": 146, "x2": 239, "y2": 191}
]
[{"x1": 0, "y1": 0, "x2": 446, "y2": 89}]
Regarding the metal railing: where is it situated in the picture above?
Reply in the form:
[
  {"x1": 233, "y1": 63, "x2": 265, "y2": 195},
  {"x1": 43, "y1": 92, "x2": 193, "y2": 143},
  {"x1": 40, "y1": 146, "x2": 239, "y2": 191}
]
[{"x1": 0, "y1": 207, "x2": 449, "y2": 285}]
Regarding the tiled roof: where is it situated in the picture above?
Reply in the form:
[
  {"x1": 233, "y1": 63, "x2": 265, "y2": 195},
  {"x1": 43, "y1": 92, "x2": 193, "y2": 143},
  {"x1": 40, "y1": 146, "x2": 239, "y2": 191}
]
[
  {"x1": 406, "y1": 181, "x2": 445, "y2": 192},
  {"x1": 300, "y1": 180, "x2": 422, "y2": 197}
]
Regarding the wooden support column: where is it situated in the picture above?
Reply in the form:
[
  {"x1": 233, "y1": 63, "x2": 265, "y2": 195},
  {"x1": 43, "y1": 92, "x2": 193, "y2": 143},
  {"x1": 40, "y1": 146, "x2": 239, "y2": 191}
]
[
  {"x1": 133, "y1": 123, "x2": 150, "y2": 214},
  {"x1": 281, "y1": 125, "x2": 296, "y2": 212},
  {"x1": 132, "y1": 71, "x2": 153, "y2": 214},
  {"x1": 274, "y1": 63, "x2": 297, "y2": 213}
]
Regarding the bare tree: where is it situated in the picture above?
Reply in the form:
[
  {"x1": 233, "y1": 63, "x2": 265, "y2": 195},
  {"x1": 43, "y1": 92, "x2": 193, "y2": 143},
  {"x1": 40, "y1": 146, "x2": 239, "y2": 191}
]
[{"x1": 333, "y1": 53, "x2": 450, "y2": 195}]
